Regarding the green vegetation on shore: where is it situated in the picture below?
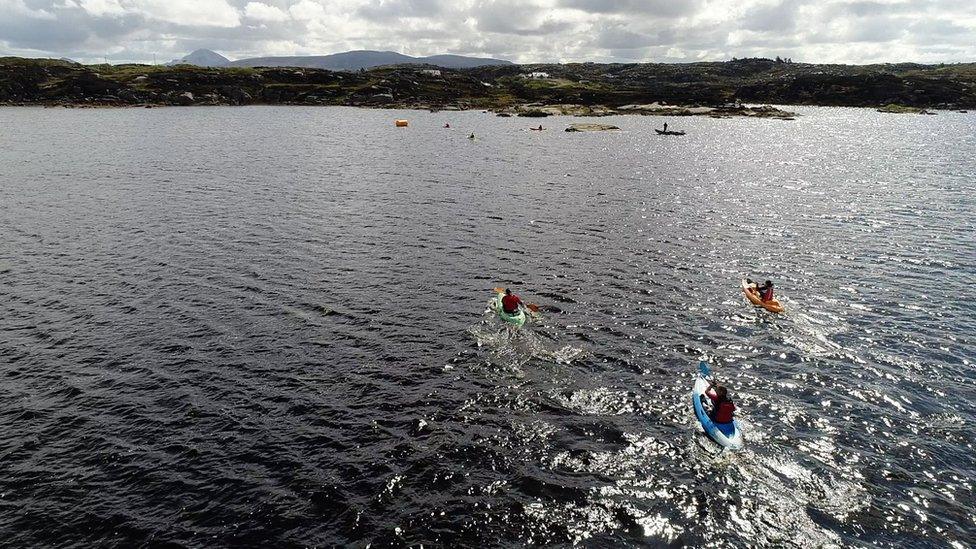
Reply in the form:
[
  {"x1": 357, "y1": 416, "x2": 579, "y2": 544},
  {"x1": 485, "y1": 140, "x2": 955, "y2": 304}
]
[{"x1": 2, "y1": 56, "x2": 974, "y2": 114}]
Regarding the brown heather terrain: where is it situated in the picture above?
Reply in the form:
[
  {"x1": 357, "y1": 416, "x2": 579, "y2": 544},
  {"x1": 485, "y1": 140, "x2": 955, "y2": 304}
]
[{"x1": 1, "y1": 56, "x2": 974, "y2": 115}]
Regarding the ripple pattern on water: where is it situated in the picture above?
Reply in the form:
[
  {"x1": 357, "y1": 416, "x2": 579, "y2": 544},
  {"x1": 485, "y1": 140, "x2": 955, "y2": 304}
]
[{"x1": 0, "y1": 105, "x2": 973, "y2": 547}]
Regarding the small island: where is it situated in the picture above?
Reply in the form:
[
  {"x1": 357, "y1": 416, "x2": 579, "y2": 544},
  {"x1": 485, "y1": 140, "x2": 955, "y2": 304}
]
[{"x1": 876, "y1": 103, "x2": 936, "y2": 114}]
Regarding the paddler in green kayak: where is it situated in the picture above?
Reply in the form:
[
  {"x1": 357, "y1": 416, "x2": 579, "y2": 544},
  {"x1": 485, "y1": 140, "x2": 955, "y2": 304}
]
[
  {"x1": 490, "y1": 287, "x2": 540, "y2": 327},
  {"x1": 501, "y1": 288, "x2": 524, "y2": 316}
]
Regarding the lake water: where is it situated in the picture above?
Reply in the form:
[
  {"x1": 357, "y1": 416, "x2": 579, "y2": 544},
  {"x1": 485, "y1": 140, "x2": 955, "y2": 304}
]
[{"x1": 0, "y1": 106, "x2": 974, "y2": 547}]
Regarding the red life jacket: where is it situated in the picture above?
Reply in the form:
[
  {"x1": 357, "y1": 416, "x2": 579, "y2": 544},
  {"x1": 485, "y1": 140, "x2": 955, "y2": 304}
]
[
  {"x1": 760, "y1": 287, "x2": 774, "y2": 301},
  {"x1": 501, "y1": 294, "x2": 522, "y2": 314},
  {"x1": 712, "y1": 400, "x2": 735, "y2": 424}
]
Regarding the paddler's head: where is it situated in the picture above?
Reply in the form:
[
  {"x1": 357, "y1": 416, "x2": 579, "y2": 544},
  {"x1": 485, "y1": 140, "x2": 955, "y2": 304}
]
[
  {"x1": 715, "y1": 386, "x2": 729, "y2": 400},
  {"x1": 505, "y1": 288, "x2": 512, "y2": 295},
  {"x1": 765, "y1": 280, "x2": 773, "y2": 287}
]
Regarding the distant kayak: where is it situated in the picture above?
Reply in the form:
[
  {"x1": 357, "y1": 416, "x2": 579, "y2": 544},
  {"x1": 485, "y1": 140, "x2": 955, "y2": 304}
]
[
  {"x1": 742, "y1": 279, "x2": 785, "y2": 313},
  {"x1": 692, "y1": 362, "x2": 744, "y2": 450},
  {"x1": 489, "y1": 292, "x2": 526, "y2": 327},
  {"x1": 655, "y1": 129, "x2": 686, "y2": 136}
]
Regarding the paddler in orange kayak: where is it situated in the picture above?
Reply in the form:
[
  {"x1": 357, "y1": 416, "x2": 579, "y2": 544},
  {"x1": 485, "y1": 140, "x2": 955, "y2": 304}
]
[{"x1": 745, "y1": 278, "x2": 775, "y2": 302}]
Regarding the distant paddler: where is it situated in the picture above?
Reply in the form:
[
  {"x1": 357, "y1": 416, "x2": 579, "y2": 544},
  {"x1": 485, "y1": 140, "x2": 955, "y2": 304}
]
[
  {"x1": 444, "y1": 123, "x2": 451, "y2": 128},
  {"x1": 468, "y1": 133, "x2": 475, "y2": 140},
  {"x1": 655, "y1": 122, "x2": 685, "y2": 135}
]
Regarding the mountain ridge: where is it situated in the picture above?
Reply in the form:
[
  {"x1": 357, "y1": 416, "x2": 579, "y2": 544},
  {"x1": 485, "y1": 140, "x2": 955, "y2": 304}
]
[{"x1": 168, "y1": 48, "x2": 512, "y2": 70}]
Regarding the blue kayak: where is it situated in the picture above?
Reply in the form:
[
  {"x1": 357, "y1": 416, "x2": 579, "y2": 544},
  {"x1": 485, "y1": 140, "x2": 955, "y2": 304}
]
[{"x1": 692, "y1": 362, "x2": 744, "y2": 449}]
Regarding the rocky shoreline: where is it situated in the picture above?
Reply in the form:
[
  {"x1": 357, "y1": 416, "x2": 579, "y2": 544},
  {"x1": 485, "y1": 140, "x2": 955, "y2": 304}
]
[
  {"x1": 2, "y1": 56, "x2": 975, "y2": 116},
  {"x1": 18, "y1": 100, "x2": 798, "y2": 120},
  {"x1": 501, "y1": 103, "x2": 796, "y2": 119}
]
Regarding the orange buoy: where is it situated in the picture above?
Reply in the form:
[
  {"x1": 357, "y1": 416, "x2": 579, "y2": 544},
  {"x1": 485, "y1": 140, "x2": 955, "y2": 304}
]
[{"x1": 395, "y1": 119, "x2": 408, "y2": 127}]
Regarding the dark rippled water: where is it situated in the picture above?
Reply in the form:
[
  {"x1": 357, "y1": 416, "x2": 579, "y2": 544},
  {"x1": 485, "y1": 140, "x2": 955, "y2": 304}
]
[{"x1": 1, "y1": 106, "x2": 974, "y2": 547}]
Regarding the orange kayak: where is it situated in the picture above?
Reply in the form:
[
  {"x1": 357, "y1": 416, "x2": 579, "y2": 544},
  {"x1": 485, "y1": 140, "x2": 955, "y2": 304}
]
[{"x1": 741, "y1": 279, "x2": 785, "y2": 313}]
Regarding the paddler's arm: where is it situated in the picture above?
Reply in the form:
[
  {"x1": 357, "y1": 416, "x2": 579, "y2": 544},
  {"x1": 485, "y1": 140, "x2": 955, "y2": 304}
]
[{"x1": 705, "y1": 380, "x2": 719, "y2": 401}]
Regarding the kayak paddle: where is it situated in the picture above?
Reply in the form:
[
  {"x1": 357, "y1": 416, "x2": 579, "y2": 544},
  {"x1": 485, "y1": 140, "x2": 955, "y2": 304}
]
[{"x1": 698, "y1": 361, "x2": 712, "y2": 378}]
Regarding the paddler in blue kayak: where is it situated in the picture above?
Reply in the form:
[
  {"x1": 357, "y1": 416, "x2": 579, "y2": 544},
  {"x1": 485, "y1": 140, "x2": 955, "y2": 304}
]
[
  {"x1": 705, "y1": 381, "x2": 736, "y2": 424},
  {"x1": 501, "y1": 288, "x2": 524, "y2": 315}
]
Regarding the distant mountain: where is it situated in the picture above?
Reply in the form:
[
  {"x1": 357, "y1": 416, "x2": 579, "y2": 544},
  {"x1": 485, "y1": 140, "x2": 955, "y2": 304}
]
[
  {"x1": 164, "y1": 48, "x2": 510, "y2": 70},
  {"x1": 421, "y1": 54, "x2": 513, "y2": 69},
  {"x1": 228, "y1": 50, "x2": 413, "y2": 70},
  {"x1": 168, "y1": 49, "x2": 230, "y2": 67},
  {"x1": 222, "y1": 49, "x2": 512, "y2": 70}
]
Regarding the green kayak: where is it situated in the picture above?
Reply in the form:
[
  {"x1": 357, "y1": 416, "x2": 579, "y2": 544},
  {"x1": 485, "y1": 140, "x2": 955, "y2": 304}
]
[{"x1": 489, "y1": 292, "x2": 526, "y2": 327}]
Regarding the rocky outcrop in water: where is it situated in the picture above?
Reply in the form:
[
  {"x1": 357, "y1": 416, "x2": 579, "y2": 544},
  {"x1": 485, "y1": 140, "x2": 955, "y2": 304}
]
[
  {"x1": 876, "y1": 103, "x2": 936, "y2": 114},
  {"x1": 565, "y1": 123, "x2": 620, "y2": 132}
]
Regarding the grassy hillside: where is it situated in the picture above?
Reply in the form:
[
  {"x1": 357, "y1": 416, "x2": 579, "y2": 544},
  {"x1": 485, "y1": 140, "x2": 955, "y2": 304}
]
[{"x1": 1, "y1": 56, "x2": 974, "y2": 110}]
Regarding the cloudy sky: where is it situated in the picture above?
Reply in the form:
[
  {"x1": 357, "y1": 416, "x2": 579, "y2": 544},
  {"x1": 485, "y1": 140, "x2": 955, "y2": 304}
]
[{"x1": 1, "y1": 0, "x2": 975, "y2": 64}]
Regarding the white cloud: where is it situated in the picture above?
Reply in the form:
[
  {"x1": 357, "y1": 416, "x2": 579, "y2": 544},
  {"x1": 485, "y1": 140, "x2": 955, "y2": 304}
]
[
  {"x1": 4, "y1": 0, "x2": 976, "y2": 64},
  {"x1": 288, "y1": 0, "x2": 327, "y2": 20},
  {"x1": 244, "y1": 2, "x2": 291, "y2": 22},
  {"x1": 76, "y1": 0, "x2": 122, "y2": 17},
  {"x1": 139, "y1": 0, "x2": 240, "y2": 27},
  {"x1": 75, "y1": 0, "x2": 241, "y2": 27},
  {"x1": 1, "y1": 0, "x2": 57, "y2": 18}
]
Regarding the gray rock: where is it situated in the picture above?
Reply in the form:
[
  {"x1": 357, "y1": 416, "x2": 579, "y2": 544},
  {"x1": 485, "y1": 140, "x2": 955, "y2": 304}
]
[
  {"x1": 172, "y1": 91, "x2": 194, "y2": 105},
  {"x1": 565, "y1": 123, "x2": 620, "y2": 132}
]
